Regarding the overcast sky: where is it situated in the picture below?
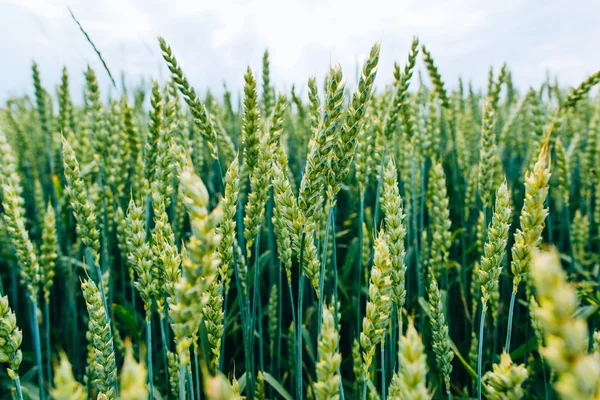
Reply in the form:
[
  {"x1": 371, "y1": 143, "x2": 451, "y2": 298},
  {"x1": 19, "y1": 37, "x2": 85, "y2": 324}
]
[{"x1": 1, "y1": 0, "x2": 599, "y2": 104}]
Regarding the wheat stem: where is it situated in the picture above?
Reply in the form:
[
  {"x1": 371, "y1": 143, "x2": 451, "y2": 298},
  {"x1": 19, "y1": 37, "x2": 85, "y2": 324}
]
[
  {"x1": 356, "y1": 192, "x2": 365, "y2": 334},
  {"x1": 30, "y1": 298, "x2": 46, "y2": 400},
  {"x1": 146, "y1": 316, "x2": 154, "y2": 400},
  {"x1": 297, "y1": 232, "x2": 306, "y2": 400},
  {"x1": 14, "y1": 377, "x2": 23, "y2": 400},
  {"x1": 317, "y1": 206, "x2": 334, "y2": 339},
  {"x1": 477, "y1": 306, "x2": 486, "y2": 400}
]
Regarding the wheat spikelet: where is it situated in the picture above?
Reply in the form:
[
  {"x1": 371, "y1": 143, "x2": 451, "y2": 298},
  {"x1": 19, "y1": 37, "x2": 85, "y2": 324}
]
[
  {"x1": 299, "y1": 65, "x2": 345, "y2": 224},
  {"x1": 124, "y1": 199, "x2": 155, "y2": 312},
  {"x1": 0, "y1": 129, "x2": 41, "y2": 298},
  {"x1": 158, "y1": 37, "x2": 219, "y2": 158},
  {"x1": 422, "y1": 46, "x2": 450, "y2": 109},
  {"x1": 381, "y1": 157, "x2": 407, "y2": 310},
  {"x1": 170, "y1": 165, "x2": 221, "y2": 365},
  {"x1": 360, "y1": 230, "x2": 393, "y2": 376},
  {"x1": 479, "y1": 181, "x2": 512, "y2": 307},
  {"x1": 242, "y1": 67, "x2": 261, "y2": 177},
  {"x1": 204, "y1": 278, "x2": 224, "y2": 370},
  {"x1": 388, "y1": 318, "x2": 429, "y2": 400},
  {"x1": 482, "y1": 353, "x2": 528, "y2": 400},
  {"x1": 315, "y1": 301, "x2": 341, "y2": 400},
  {"x1": 51, "y1": 351, "x2": 86, "y2": 400},
  {"x1": 554, "y1": 137, "x2": 570, "y2": 206},
  {"x1": 427, "y1": 160, "x2": 451, "y2": 278},
  {"x1": 329, "y1": 42, "x2": 380, "y2": 199},
  {"x1": 427, "y1": 270, "x2": 454, "y2": 396},
  {"x1": 61, "y1": 135, "x2": 100, "y2": 263},
  {"x1": 216, "y1": 156, "x2": 240, "y2": 294},
  {"x1": 143, "y1": 80, "x2": 163, "y2": 187},
  {"x1": 532, "y1": 249, "x2": 600, "y2": 399},
  {"x1": 479, "y1": 100, "x2": 498, "y2": 208},
  {"x1": 244, "y1": 139, "x2": 273, "y2": 257},
  {"x1": 510, "y1": 143, "x2": 550, "y2": 289},
  {"x1": 0, "y1": 295, "x2": 22, "y2": 382},
  {"x1": 119, "y1": 339, "x2": 148, "y2": 400},
  {"x1": 80, "y1": 278, "x2": 117, "y2": 399},
  {"x1": 40, "y1": 203, "x2": 58, "y2": 304},
  {"x1": 261, "y1": 50, "x2": 275, "y2": 118},
  {"x1": 272, "y1": 160, "x2": 296, "y2": 285},
  {"x1": 268, "y1": 285, "x2": 278, "y2": 359},
  {"x1": 571, "y1": 210, "x2": 590, "y2": 265}
]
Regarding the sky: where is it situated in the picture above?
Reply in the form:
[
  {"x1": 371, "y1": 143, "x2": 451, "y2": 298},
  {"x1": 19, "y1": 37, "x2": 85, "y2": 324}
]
[{"x1": 0, "y1": 0, "x2": 599, "y2": 104}]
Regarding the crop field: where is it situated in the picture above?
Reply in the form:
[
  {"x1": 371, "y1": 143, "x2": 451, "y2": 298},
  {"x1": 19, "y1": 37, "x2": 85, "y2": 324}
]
[{"x1": 0, "y1": 33, "x2": 599, "y2": 400}]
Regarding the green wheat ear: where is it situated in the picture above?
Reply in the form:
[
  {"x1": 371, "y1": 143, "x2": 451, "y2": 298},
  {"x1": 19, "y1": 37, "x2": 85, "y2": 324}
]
[
  {"x1": 422, "y1": 45, "x2": 450, "y2": 109},
  {"x1": 51, "y1": 351, "x2": 86, "y2": 400},
  {"x1": 158, "y1": 37, "x2": 219, "y2": 158},
  {"x1": 330, "y1": 41, "x2": 381, "y2": 199},
  {"x1": 0, "y1": 295, "x2": 22, "y2": 381},
  {"x1": 427, "y1": 269, "x2": 454, "y2": 397},
  {"x1": 80, "y1": 278, "x2": 117, "y2": 399},
  {"x1": 482, "y1": 353, "x2": 528, "y2": 400},
  {"x1": 40, "y1": 203, "x2": 58, "y2": 304},
  {"x1": 532, "y1": 249, "x2": 600, "y2": 399},
  {"x1": 427, "y1": 160, "x2": 451, "y2": 279},
  {"x1": 241, "y1": 66, "x2": 261, "y2": 178},
  {"x1": 0, "y1": 129, "x2": 41, "y2": 299},
  {"x1": 388, "y1": 318, "x2": 429, "y2": 400},
  {"x1": 315, "y1": 301, "x2": 341, "y2": 400}
]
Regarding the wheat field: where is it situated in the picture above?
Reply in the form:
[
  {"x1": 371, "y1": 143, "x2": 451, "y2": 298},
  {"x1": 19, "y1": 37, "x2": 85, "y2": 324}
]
[{"x1": 0, "y1": 34, "x2": 599, "y2": 400}]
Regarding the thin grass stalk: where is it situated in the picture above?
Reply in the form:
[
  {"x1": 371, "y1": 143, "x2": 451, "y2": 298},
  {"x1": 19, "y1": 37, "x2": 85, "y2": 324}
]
[
  {"x1": 411, "y1": 156, "x2": 422, "y2": 329},
  {"x1": 67, "y1": 252, "x2": 79, "y2": 375},
  {"x1": 477, "y1": 307, "x2": 486, "y2": 400},
  {"x1": 159, "y1": 313, "x2": 169, "y2": 386},
  {"x1": 257, "y1": 288, "x2": 265, "y2": 372},
  {"x1": 297, "y1": 232, "x2": 306, "y2": 400},
  {"x1": 188, "y1": 365, "x2": 195, "y2": 400},
  {"x1": 381, "y1": 345, "x2": 386, "y2": 400},
  {"x1": 232, "y1": 242, "x2": 253, "y2": 400},
  {"x1": 179, "y1": 357, "x2": 186, "y2": 400},
  {"x1": 146, "y1": 316, "x2": 154, "y2": 400},
  {"x1": 362, "y1": 369, "x2": 368, "y2": 400},
  {"x1": 14, "y1": 377, "x2": 23, "y2": 400},
  {"x1": 194, "y1": 343, "x2": 201, "y2": 399},
  {"x1": 44, "y1": 299, "x2": 51, "y2": 384},
  {"x1": 30, "y1": 298, "x2": 45, "y2": 400},
  {"x1": 398, "y1": 312, "x2": 403, "y2": 368},
  {"x1": 331, "y1": 216, "x2": 345, "y2": 400},
  {"x1": 275, "y1": 260, "x2": 283, "y2": 380},
  {"x1": 420, "y1": 159, "x2": 426, "y2": 268},
  {"x1": 317, "y1": 206, "x2": 334, "y2": 339},
  {"x1": 356, "y1": 193, "x2": 365, "y2": 334},
  {"x1": 250, "y1": 231, "x2": 262, "y2": 392}
]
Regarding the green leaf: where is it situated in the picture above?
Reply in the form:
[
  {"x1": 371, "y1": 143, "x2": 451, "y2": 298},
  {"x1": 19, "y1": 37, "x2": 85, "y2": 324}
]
[
  {"x1": 238, "y1": 372, "x2": 247, "y2": 393},
  {"x1": 263, "y1": 372, "x2": 294, "y2": 400}
]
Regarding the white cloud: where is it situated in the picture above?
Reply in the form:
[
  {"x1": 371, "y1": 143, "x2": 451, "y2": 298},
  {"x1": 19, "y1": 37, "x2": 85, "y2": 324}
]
[{"x1": 0, "y1": 0, "x2": 599, "y2": 103}]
